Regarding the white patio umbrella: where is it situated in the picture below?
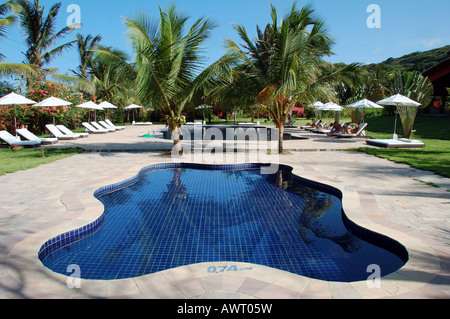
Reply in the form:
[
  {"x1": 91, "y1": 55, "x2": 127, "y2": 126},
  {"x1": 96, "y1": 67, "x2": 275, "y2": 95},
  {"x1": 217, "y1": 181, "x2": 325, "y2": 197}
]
[
  {"x1": 318, "y1": 102, "x2": 344, "y2": 123},
  {"x1": 33, "y1": 96, "x2": 72, "y2": 125},
  {"x1": 124, "y1": 104, "x2": 143, "y2": 122},
  {"x1": 98, "y1": 101, "x2": 117, "y2": 109},
  {"x1": 308, "y1": 101, "x2": 324, "y2": 108},
  {"x1": 347, "y1": 99, "x2": 383, "y2": 109},
  {"x1": 377, "y1": 94, "x2": 421, "y2": 139},
  {"x1": 307, "y1": 101, "x2": 324, "y2": 118},
  {"x1": 0, "y1": 92, "x2": 37, "y2": 135},
  {"x1": 98, "y1": 101, "x2": 118, "y2": 119},
  {"x1": 76, "y1": 101, "x2": 103, "y2": 122},
  {"x1": 347, "y1": 99, "x2": 383, "y2": 124},
  {"x1": 317, "y1": 102, "x2": 344, "y2": 111},
  {"x1": 195, "y1": 104, "x2": 213, "y2": 122}
]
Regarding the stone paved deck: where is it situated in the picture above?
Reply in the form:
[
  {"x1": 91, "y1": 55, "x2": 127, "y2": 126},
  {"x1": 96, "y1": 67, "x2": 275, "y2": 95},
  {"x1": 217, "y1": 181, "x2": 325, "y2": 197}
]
[{"x1": 0, "y1": 125, "x2": 449, "y2": 299}]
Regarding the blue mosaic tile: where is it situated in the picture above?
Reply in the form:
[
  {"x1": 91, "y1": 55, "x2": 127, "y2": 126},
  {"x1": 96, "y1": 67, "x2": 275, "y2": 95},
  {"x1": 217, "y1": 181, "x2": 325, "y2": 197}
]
[{"x1": 39, "y1": 163, "x2": 407, "y2": 282}]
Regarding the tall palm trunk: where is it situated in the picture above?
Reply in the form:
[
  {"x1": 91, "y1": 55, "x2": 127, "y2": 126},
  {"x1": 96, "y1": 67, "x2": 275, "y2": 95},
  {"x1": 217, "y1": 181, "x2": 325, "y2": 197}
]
[
  {"x1": 277, "y1": 124, "x2": 284, "y2": 154},
  {"x1": 169, "y1": 123, "x2": 183, "y2": 155},
  {"x1": 166, "y1": 111, "x2": 186, "y2": 155}
]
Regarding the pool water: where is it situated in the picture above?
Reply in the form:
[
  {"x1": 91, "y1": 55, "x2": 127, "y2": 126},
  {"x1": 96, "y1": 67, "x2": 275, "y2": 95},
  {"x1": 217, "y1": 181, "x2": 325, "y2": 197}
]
[{"x1": 41, "y1": 165, "x2": 406, "y2": 281}]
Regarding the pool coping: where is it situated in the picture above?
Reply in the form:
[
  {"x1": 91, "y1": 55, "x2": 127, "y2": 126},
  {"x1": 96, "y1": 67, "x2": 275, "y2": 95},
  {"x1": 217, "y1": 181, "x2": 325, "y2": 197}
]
[{"x1": 4, "y1": 160, "x2": 446, "y2": 299}]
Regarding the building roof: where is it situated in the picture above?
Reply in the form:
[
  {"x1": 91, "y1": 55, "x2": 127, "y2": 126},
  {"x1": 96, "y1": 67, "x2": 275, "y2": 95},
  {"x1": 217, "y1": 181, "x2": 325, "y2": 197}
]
[{"x1": 422, "y1": 57, "x2": 450, "y2": 96}]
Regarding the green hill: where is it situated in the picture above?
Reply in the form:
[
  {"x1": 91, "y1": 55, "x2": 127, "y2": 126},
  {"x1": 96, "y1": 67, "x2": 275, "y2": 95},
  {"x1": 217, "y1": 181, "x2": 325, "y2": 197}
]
[{"x1": 369, "y1": 45, "x2": 450, "y2": 73}]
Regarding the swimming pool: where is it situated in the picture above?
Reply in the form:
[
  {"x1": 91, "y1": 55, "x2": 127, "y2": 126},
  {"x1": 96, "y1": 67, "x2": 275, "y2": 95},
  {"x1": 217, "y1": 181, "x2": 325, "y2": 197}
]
[{"x1": 39, "y1": 163, "x2": 407, "y2": 282}]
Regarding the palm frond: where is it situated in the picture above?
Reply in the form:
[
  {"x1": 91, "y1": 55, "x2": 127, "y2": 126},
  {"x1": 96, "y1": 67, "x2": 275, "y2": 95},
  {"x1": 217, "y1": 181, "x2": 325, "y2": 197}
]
[
  {"x1": 49, "y1": 73, "x2": 94, "y2": 93},
  {"x1": 0, "y1": 62, "x2": 37, "y2": 77}
]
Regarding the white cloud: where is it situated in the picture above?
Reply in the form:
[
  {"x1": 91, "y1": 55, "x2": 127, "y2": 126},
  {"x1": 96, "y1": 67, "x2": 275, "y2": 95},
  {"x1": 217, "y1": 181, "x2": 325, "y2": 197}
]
[
  {"x1": 374, "y1": 47, "x2": 383, "y2": 54},
  {"x1": 420, "y1": 38, "x2": 442, "y2": 48}
]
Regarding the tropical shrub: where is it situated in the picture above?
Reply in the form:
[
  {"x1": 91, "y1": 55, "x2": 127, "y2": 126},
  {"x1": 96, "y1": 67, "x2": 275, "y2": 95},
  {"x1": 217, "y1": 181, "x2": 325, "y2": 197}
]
[{"x1": 0, "y1": 79, "x2": 89, "y2": 134}]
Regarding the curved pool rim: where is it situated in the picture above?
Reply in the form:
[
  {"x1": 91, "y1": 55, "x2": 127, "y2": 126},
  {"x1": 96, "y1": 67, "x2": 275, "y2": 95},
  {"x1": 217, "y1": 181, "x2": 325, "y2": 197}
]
[{"x1": 37, "y1": 162, "x2": 409, "y2": 277}]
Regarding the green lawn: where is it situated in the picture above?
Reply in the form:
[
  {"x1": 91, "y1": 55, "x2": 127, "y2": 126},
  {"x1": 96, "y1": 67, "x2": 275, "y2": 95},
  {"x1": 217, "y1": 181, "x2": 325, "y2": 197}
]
[
  {"x1": 358, "y1": 115, "x2": 450, "y2": 178},
  {"x1": 0, "y1": 147, "x2": 84, "y2": 176},
  {"x1": 355, "y1": 139, "x2": 450, "y2": 178}
]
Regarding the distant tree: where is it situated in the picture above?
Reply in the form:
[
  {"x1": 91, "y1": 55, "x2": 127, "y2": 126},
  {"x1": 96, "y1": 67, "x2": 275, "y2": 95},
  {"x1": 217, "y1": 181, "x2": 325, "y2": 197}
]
[
  {"x1": 70, "y1": 33, "x2": 102, "y2": 79},
  {"x1": 0, "y1": 0, "x2": 37, "y2": 77},
  {"x1": 89, "y1": 45, "x2": 136, "y2": 106},
  {"x1": 124, "y1": 3, "x2": 216, "y2": 154},
  {"x1": 221, "y1": 2, "x2": 362, "y2": 153},
  {"x1": 16, "y1": 0, "x2": 76, "y2": 81}
]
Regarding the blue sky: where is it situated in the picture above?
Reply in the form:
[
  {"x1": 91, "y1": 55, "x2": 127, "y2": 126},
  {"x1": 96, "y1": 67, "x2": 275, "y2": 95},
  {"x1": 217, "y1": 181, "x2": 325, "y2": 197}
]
[{"x1": 1, "y1": 0, "x2": 449, "y2": 76}]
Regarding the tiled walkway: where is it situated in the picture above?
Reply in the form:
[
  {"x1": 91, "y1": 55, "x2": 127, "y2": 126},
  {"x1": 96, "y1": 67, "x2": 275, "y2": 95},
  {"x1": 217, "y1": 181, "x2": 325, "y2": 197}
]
[{"x1": 0, "y1": 125, "x2": 449, "y2": 298}]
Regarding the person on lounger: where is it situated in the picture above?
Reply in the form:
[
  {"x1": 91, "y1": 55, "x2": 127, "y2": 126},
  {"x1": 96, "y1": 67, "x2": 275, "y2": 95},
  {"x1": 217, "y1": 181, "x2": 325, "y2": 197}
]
[
  {"x1": 343, "y1": 123, "x2": 358, "y2": 134},
  {"x1": 305, "y1": 120, "x2": 317, "y2": 127},
  {"x1": 315, "y1": 120, "x2": 325, "y2": 128},
  {"x1": 327, "y1": 122, "x2": 343, "y2": 136}
]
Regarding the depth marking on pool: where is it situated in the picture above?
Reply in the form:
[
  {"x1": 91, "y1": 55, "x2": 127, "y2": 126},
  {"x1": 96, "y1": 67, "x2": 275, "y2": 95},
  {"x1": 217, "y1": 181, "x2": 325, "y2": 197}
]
[{"x1": 207, "y1": 264, "x2": 253, "y2": 274}]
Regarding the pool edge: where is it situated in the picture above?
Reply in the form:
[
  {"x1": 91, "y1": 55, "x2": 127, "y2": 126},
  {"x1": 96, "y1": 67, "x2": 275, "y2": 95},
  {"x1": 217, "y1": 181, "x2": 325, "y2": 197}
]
[{"x1": 37, "y1": 162, "x2": 409, "y2": 276}]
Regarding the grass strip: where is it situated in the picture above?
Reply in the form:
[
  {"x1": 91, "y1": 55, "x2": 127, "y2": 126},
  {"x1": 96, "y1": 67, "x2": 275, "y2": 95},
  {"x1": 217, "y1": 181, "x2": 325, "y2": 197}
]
[{"x1": 0, "y1": 147, "x2": 85, "y2": 176}]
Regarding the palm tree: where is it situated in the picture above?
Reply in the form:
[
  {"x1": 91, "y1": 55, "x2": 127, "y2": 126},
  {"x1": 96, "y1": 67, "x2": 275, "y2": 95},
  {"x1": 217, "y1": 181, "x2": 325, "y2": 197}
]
[
  {"x1": 0, "y1": 0, "x2": 37, "y2": 77},
  {"x1": 16, "y1": 0, "x2": 76, "y2": 83},
  {"x1": 0, "y1": 1, "x2": 17, "y2": 56},
  {"x1": 89, "y1": 45, "x2": 136, "y2": 105},
  {"x1": 124, "y1": 3, "x2": 216, "y2": 154},
  {"x1": 70, "y1": 33, "x2": 102, "y2": 79},
  {"x1": 222, "y1": 2, "x2": 362, "y2": 153}
]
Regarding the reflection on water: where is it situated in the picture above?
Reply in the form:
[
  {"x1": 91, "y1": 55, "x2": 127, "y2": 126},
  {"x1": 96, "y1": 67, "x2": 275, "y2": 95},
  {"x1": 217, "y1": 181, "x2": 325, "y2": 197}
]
[{"x1": 42, "y1": 167, "x2": 405, "y2": 281}]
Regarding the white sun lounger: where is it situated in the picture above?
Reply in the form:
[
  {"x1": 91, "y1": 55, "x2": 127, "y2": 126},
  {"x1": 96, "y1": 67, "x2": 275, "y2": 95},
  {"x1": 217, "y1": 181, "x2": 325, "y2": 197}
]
[
  {"x1": 0, "y1": 130, "x2": 42, "y2": 147},
  {"x1": 56, "y1": 125, "x2": 89, "y2": 138},
  {"x1": 312, "y1": 126, "x2": 331, "y2": 134},
  {"x1": 313, "y1": 123, "x2": 345, "y2": 134},
  {"x1": 105, "y1": 119, "x2": 125, "y2": 130},
  {"x1": 366, "y1": 138, "x2": 425, "y2": 148},
  {"x1": 92, "y1": 121, "x2": 115, "y2": 132},
  {"x1": 46, "y1": 124, "x2": 80, "y2": 140},
  {"x1": 335, "y1": 123, "x2": 368, "y2": 138},
  {"x1": 301, "y1": 120, "x2": 320, "y2": 129},
  {"x1": 132, "y1": 121, "x2": 153, "y2": 125},
  {"x1": 99, "y1": 121, "x2": 119, "y2": 132},
  {"x1": 82, "y1": 122, "x2": 109, "y2": 134},
  {"x1": 17, "y1": 128, "x2": 58, "y2": 144},
  {"x1": 305, "y1": 122, "x2": 327, "y2": 131}
]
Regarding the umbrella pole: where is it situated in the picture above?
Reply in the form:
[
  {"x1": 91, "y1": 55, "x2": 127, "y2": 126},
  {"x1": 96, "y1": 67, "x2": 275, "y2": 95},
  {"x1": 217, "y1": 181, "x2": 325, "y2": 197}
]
[{"x1": 393, "y1": 112, "x2": 398, "y2": 139}]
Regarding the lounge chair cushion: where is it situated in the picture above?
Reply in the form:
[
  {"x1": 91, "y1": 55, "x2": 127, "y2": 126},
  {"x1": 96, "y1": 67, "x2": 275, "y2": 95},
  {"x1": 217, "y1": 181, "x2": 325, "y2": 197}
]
[
  {"x1": 105, "y1": 119, "x2": 125, "y2": 130},
  {"x1": 46, "y1": 124, "x2": 80, "y2": 140},
  {"x1": 0, "y1": 130, "x2": 41, "y2": 147},
  {"x1": 82, "y1": 122, "x2": 108, "y2": 133},
  {"x1": 17, "y1": 128, "x2": 58, "y2": 144},
  {"x1": 56, "y1": 125, "x2": 89, "y2": 138}
]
